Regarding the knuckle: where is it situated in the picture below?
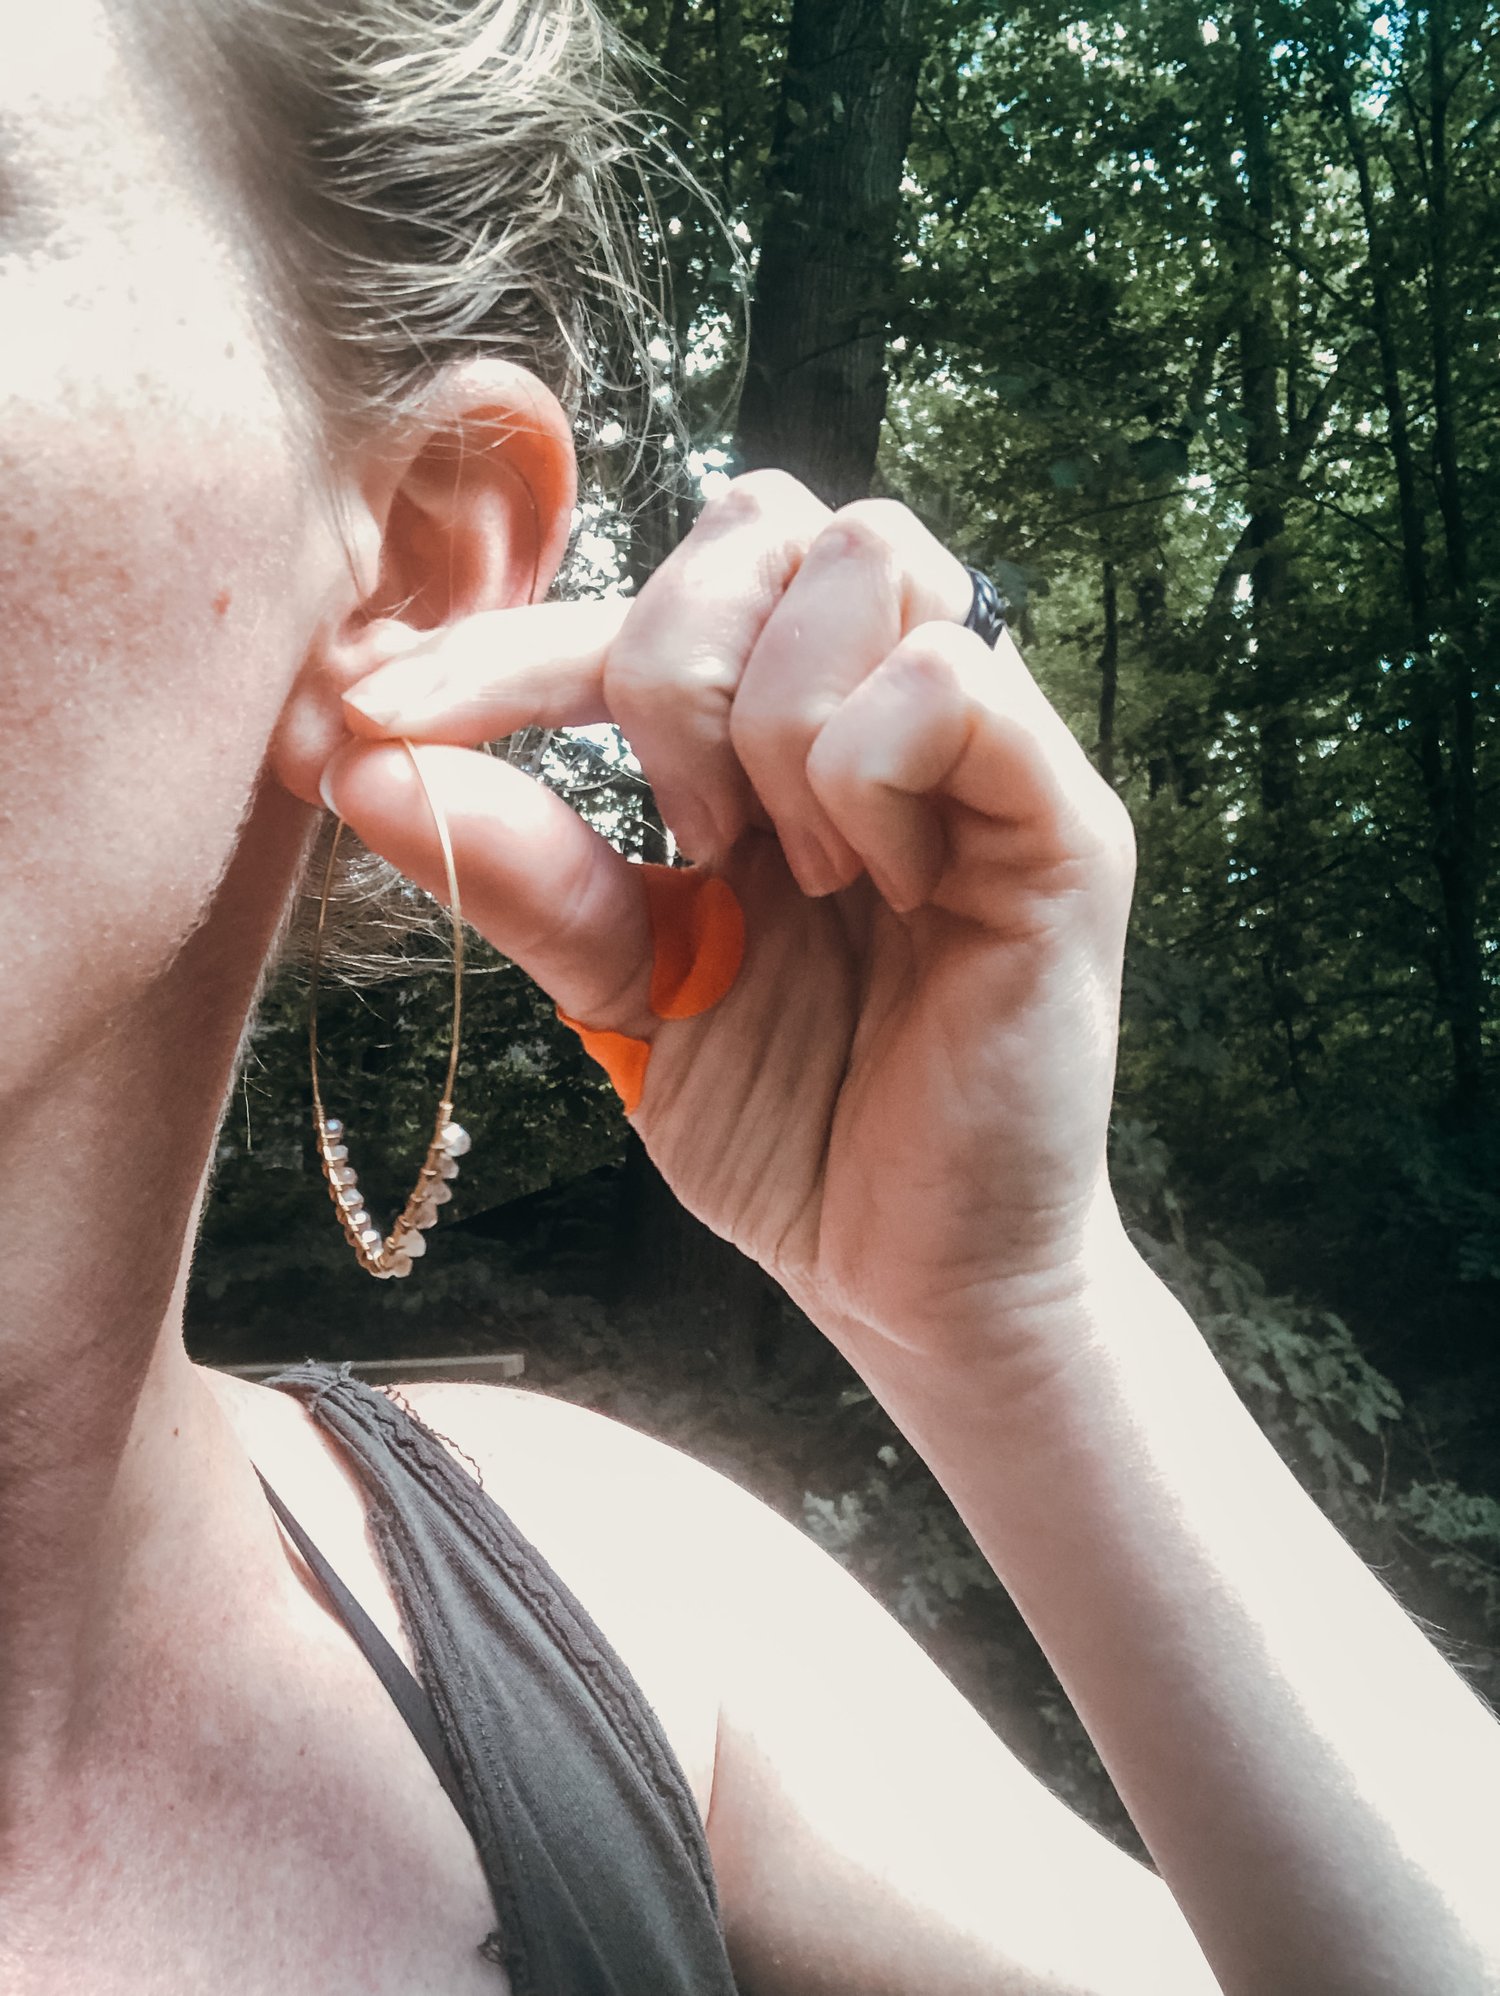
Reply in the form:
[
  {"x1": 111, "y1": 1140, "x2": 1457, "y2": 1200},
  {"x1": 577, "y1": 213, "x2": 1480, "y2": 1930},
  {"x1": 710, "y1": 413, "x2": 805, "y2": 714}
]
[
  {"x1": 1097, "y1": 786, "x2": 1138, "y2": 873},
  {"x1": 894, "y1": 618, "x2": 975, "y2": 678},
  {"x1": 1072, "y1": 776, "x2": 1136, "y2": 884},
  {"x1": 607, "y1": 648, "x2": 730, "y2": 740},
  {"x1": 822, "y1": 497, "x2": 912, "y2": 563},
  {"x1": 803, "y1": 717, "x2": 858, "y2": 798},
  {"x1": 833, "y1": 496, "x2": 911, "y2": 537},
  {"x1": 821, "y1": 501, "x2": 965, "y2": 620},
  {"x1": 704, "y1": 466, "x2": 812, "y2": 531},
  {"x1": 599, "y1": 623, "x2": 661, "y2": 706},
  {"x1": 726, "y1": 683, "x2": 798, "y2": 766}
]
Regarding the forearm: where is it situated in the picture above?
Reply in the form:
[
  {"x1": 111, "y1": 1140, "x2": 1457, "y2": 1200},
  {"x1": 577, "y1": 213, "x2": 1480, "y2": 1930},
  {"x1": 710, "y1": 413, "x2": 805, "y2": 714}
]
[{"x1": 854, "y1": 1217, "x2": 1500, "y2": 1996}]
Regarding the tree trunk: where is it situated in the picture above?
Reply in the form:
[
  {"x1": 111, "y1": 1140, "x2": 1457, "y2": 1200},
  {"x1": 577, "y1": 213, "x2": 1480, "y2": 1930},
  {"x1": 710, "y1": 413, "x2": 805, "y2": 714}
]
[
  {"x1": 1422, "y1": 9, "x2": 1484, "y2": 1122},
  {"x1": 605, "y1": 0, "x2": 792, "y2": 1336},
  {"x1": 614, "y1": 0, "x2": 936, "y2": 1351},
  {"x1": 1234, "y1": 0, "x2": 1289, "y2": 800},
  {"x1": 711, "y1": 0, "x2": 746, "y2": 205},
  {"x1": 1425, "y1": 11, "x2": 1469, "y2": 601},
  {"x1": 1233, "y1": 0, "x2": 1307, "y2": 1105},
  {"x1": 733, "y1": 0, "x2": 925, "y2": 504}
]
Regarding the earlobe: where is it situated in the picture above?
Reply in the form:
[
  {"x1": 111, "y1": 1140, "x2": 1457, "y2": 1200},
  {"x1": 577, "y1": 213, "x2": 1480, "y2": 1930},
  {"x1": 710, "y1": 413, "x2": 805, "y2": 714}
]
[{"x1": 270, "y1": 360, "x2": 577, "y2": 809}]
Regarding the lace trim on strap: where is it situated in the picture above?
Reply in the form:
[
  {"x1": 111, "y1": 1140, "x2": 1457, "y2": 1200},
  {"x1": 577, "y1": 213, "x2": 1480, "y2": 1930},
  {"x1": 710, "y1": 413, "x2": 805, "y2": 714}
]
[{"x1": 263, "y1": 1359, "x2": 725, "y2": 1993}]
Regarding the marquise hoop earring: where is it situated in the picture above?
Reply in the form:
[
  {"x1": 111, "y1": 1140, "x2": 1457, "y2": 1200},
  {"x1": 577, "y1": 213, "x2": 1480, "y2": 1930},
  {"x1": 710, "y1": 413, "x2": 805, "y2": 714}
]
[{"x1": 308, "y1": 739, "x2": 471, "y2": 1280}]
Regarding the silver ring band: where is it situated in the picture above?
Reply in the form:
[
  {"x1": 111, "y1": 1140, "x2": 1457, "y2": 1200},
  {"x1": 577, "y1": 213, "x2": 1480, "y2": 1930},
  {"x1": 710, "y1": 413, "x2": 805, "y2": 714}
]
[{"x1": 962, "y1": 566, "x2": 1010, "y2": 648}]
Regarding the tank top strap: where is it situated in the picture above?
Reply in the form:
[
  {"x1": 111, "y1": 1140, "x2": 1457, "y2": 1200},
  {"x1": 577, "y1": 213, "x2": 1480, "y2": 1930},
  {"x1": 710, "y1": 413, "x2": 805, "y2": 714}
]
[
  {"x1": 262, "y1": 1359, "x2": 737, "y2": 1996},
  {"x1": 252, "y1": 1465, "x2": 471, "y2": 1824}
]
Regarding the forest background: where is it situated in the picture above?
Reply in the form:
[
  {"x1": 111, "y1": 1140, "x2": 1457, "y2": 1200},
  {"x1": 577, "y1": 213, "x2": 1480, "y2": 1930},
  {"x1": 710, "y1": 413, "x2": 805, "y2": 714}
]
[{"x1": 190, "y1": 0, "x2": 1500, "y2": 1842}]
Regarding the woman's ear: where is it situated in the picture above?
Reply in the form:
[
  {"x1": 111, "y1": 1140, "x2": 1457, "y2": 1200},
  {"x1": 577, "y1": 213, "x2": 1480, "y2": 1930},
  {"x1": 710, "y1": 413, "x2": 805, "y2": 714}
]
[
  {"x1": 371, "y1": 358, "x2": 578, "y2": 627},
  {"x1": 272, "y1": 357, "x2": 577, "y2": 807}
]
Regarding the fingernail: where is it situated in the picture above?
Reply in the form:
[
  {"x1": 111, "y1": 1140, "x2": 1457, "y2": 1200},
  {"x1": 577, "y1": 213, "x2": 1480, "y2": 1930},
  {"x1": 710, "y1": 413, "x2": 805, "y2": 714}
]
[
  {"x1": 318, "y1": 762, "x2": 342, "y2": 817},
  {"x1": 343, "y1": 652, "x2": 445, "y2": 731},
  {"x1": 669, "y1": 798, "x2": 720, "y2": 864},
  {"x1": 782, "y1": 829, "x2": 845, "y2": 898},
  {"x1": 867, "y1": 859, "x2": 921, "y2": 915},
  {"x1": 342, "y1": 687, "x2": 399, "y2": 730}
]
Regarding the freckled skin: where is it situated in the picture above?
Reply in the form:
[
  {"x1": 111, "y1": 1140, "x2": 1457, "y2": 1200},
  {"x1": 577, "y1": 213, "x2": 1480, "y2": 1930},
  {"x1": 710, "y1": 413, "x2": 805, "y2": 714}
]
[
  {"x1": 0, "y1": 0, "x2": 345, "y2": 1100},
  {"x1": 0, "y1": 14, "x2": 461, "y2": 1967}
]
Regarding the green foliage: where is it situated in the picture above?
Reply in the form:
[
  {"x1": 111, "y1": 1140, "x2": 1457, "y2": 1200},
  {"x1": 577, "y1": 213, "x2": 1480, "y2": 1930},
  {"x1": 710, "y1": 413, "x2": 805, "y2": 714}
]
[
  {"x1": 1115, "y1": 1114, "x2": 1406, "y2": 1507},
  {"x1": 1390, "y1": 1483, "x2": 1500, "y2": 1630},
  {"x1": 887, "y1": 0, "x2": 1498, "y2": 1166},
  {"x1": 1111, "y1": 1115, "x2": 1500, "y2": 1698}
]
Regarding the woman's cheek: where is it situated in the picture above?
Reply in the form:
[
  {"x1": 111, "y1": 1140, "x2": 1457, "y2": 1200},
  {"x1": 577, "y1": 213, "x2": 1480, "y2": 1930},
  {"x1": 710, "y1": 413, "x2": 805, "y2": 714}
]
[{"x1": 0, "y1": 307, "x2": 329, "y2": 1089}]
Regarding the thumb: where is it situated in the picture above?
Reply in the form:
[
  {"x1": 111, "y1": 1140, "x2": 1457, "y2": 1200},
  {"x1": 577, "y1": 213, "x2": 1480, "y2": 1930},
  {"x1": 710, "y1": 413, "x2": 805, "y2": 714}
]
[{"x1": 317, "y1": 739, "x2": 656, "y2": 1037}]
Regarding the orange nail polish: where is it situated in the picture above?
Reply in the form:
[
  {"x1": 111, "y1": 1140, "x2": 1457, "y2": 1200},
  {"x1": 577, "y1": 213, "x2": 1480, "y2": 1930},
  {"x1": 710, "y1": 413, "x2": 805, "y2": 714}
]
[
  {"x1": 555, "y1": 869, "x2": 745, "y2": 1115},
  {"x1": 555, "y1": 1014, "x2": 651, "y2": 1115},
  {"x1": 642, "y1": 867, "x2": 746, "y2": 1020}
]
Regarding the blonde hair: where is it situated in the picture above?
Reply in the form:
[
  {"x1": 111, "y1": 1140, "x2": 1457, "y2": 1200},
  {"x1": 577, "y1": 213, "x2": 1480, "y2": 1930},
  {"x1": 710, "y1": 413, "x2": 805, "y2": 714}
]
[
  {"x1": 157, "y1": 0, "x2": 709, "y2": 975},
  {"x1": 193, "y1": 0, "x2": 677, "y2": 464}
]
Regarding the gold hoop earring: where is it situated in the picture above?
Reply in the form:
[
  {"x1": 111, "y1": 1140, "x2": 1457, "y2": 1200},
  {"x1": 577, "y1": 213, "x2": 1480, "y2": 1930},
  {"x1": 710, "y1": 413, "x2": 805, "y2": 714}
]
[{"x1": 308, "y1": 740, "x2": 469, "y2": 1279}]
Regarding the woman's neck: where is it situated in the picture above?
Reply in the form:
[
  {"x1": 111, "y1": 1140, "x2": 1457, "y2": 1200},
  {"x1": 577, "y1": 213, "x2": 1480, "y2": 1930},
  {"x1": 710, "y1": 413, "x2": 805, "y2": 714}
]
[{"x1": 0, "y1": 775, "x2": 315, "y2": 1836}]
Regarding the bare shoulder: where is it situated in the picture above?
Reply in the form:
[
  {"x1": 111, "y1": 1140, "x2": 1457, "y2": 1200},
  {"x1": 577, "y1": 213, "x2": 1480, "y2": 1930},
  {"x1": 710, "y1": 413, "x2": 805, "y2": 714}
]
[
  {"x1": 390, "y1": 1380, "x2": 791, "y2": 1659},
  {"x1": 392, "y1": 1384, "x2": 1216, "y2": 1993},
  {"x1": 391, "y1": 1381, "x2": 738, "y2": 1818},
  {"x1": 391, "y1": 1379, "x2": 746, "y2": 1544}
]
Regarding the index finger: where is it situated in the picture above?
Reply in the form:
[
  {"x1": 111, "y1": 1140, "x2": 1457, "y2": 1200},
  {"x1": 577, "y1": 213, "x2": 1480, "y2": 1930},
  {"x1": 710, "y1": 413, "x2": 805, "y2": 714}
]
[{"x1": 340, "y1": 596, "x2": 631, "y2": 741}]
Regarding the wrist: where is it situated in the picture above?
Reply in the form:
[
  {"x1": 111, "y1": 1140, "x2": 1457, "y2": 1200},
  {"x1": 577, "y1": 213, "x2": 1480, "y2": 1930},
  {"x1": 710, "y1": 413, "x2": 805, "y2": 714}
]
[
  {"x1": 830, "y1": 1184, "x2": 1151, "y2": 1396},
  {"x1": 838, "y1": 1203, "x2": 1222, "y2": 1496}
]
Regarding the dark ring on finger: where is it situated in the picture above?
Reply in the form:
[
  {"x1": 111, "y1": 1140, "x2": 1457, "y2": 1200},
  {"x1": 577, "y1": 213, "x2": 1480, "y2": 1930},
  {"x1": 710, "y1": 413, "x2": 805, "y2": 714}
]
[{"x1": 961, "y1": 566, "x2": 1010, "y2": 649}]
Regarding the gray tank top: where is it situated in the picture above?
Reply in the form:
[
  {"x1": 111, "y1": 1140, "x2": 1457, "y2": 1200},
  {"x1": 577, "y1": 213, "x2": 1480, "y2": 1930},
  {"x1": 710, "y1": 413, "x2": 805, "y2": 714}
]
[{"x1": 260, "y1": 1360, "x2": 739, "y2": 1996}]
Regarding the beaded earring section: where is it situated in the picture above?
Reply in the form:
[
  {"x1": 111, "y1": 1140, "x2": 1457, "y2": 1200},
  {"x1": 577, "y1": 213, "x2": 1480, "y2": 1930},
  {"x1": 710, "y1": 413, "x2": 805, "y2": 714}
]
[{"x1": 308, "y1": 741, "x2": 469, "y2": 1280}]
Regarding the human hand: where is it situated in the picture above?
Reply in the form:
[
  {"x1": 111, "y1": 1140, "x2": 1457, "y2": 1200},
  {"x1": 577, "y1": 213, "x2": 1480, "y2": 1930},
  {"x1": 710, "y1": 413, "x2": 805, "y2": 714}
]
[{"x1": 319, "y1": 472, "x2": 1137, "y2": 1380}]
